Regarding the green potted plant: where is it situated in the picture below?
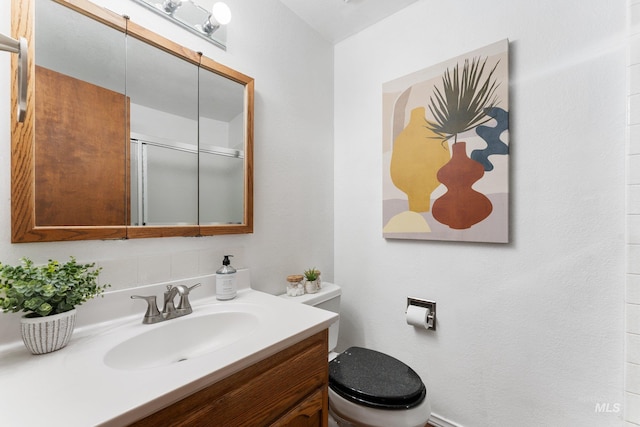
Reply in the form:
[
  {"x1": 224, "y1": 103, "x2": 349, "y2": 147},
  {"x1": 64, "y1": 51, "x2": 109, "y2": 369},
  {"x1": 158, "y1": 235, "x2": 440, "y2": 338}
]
[
  {"x1": 303, "y1": 267, "x2": 320, "y2": 294},
  {"x1": 0, "y1": 257, "x2": 109, "y2": 354}
]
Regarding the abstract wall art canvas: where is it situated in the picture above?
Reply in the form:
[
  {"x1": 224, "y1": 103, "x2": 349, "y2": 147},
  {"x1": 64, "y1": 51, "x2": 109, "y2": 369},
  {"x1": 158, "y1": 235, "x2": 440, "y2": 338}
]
[{"x1": 382, "y1": 39, "x2": 509, "y2": 243}]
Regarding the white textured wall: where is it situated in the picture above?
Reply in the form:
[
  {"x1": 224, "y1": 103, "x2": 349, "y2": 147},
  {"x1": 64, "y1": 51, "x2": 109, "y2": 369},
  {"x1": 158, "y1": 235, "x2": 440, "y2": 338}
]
[
  {"x1": 0, "y1": 0, "x2": 334, "y2": 342},
  {"x1": 334, "y1": 0, "x2": 626, "y2": 426}
]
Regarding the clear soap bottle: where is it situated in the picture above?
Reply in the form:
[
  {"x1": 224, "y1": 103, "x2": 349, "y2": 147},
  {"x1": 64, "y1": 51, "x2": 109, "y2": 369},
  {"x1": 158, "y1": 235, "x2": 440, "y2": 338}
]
[{"x1": 216, "y1": 255, "x2": 237, "y2": 300}]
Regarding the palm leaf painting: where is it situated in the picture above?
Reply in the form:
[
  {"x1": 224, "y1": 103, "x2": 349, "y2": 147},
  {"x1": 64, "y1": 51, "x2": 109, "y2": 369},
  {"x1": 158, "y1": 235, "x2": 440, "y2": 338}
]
[
  {"x1": 382, "y1": 39, "x2": 509, "y2": 243},
  {"x1": 427, "y1": 56, "x2": 500, "y2": 143}
]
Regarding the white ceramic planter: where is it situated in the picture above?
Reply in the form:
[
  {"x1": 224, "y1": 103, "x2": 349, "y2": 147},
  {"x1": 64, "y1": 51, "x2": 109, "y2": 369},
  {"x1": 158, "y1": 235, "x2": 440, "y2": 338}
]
[
  {"x1": 20, "y1": 309, "x2": 77, "y2": 355},
  {"x1": 304, "y1": 280, "x2": 319, "y2": 294}
]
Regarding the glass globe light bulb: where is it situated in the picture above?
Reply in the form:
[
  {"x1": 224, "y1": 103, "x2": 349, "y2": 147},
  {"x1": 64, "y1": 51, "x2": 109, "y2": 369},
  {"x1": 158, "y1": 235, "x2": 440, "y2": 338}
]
[{"x1": 212, "y1": 2, "x2": 232, "y2": 25}]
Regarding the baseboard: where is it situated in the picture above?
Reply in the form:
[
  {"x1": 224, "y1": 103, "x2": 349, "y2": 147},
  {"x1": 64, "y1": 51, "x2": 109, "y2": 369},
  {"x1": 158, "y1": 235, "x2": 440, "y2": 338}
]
[{"x1": 429, "y1": 413, "x2": 463, "y2": 427}]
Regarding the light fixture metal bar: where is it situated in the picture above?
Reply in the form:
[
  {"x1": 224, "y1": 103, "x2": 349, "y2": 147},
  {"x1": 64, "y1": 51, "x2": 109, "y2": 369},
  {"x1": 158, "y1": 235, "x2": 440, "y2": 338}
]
[{"x1": 130, "y1": 0, "x2": 227, "y2": 50}]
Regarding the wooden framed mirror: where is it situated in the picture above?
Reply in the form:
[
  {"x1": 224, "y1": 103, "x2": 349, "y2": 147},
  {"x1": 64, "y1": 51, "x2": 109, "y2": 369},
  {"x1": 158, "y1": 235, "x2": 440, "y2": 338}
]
[{"x1": 10, "y1": 0, "x2": 254, "y2": 242}]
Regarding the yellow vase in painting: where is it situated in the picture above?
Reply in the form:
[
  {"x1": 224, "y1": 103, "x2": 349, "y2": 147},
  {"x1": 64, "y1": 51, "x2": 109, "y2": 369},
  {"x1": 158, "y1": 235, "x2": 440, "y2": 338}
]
[{"x1": 390, "y1": 107, "x2": 450, "y2": 212}]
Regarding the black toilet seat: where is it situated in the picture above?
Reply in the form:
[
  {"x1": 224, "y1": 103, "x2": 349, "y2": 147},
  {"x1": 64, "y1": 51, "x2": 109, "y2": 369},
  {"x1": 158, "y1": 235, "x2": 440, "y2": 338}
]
[{"x1": 328, "y1": 346, "x2": 426, "y2": 410}]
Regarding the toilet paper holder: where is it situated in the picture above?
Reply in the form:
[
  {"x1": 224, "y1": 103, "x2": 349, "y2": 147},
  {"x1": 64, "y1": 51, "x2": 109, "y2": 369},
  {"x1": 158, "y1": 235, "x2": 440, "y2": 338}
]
[{"x1": 406, "y1": 297, "x2": 436, "y2": 330}]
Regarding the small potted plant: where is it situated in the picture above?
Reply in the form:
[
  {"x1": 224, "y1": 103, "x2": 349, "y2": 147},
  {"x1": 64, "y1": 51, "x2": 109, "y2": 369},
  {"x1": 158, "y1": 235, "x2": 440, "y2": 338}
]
[
  {"x1": 0, "y1": 257, "x2": 109, "y2": 354},
  {"x1": 303, "y1": 267, "x2": 320, "y2": 294}
]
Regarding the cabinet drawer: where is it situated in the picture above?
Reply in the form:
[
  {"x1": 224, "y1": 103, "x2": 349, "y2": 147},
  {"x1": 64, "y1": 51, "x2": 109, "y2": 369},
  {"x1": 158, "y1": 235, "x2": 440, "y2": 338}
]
[{"x1": 130, "y1": 330, "x2": 328, "y2": 426}]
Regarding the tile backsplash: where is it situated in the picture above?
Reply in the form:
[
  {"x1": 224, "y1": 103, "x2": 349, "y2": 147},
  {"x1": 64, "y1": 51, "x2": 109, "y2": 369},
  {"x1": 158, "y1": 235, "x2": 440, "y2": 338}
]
[
  {"x1": 627, "y1": 1, "x2": 640, "y2": 424},
  {"x1": 96, "y1": 248, "x2": 245, "y2": 292}
]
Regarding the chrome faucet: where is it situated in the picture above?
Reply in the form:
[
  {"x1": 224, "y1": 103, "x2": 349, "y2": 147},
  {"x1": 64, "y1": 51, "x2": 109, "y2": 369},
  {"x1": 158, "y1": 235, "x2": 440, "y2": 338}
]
[
  {"x1": 131, "y1": 283, "x2": 201, "y2": 324},
  {"x1": 162, "y1": 285, "x2": 181, "y2": 320}
]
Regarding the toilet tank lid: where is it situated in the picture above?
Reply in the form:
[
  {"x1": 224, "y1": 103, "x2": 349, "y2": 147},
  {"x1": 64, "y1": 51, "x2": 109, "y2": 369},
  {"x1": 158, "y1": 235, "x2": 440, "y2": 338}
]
[{"x1": 279, "y1": 282, "x2": 341, "y2": 306}]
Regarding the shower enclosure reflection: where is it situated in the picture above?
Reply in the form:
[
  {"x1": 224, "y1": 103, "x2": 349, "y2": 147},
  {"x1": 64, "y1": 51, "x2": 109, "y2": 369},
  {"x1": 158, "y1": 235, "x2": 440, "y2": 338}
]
[{"x1": 130, "y1": 135, "x2": 245, "y2": 226}]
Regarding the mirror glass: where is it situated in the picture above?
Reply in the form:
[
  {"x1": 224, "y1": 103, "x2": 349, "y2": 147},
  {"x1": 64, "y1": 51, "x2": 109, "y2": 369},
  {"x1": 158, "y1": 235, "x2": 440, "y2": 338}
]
[
  {"x1": 198, "y1": 67, "x2": 246, "y2": 224},
  {"x1": 35, "y1": 0, "x2": 128, "y2": 226},
  {"x1": 12, "y1": 0, "x2": 253, "y2": 242},
  {"x1": 127, "y1": 36, "x2": 199, "y2": 226}
]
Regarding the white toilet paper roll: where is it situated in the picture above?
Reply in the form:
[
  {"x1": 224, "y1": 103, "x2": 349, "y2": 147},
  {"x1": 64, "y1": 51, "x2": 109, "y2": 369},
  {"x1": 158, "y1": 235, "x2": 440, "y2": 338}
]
[{"x1": 406, "y1": 305, "x2": 430, "y2": 329}]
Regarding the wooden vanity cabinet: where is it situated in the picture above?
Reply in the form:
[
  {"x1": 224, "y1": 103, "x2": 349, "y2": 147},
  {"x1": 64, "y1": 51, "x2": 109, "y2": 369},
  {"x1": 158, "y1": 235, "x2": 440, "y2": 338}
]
[{"x1": 130, "y1": 330, "x2": 329, "y2": 427}]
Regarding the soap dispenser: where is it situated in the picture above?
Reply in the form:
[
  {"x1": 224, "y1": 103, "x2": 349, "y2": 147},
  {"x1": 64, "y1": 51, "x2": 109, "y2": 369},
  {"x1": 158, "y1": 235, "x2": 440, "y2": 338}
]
[{"x1": 216, "y1": 255, "x2": 237, "y2": 300}]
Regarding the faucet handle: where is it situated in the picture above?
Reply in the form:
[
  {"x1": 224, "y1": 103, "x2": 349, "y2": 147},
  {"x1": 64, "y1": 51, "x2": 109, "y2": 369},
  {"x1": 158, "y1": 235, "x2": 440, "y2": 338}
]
[
  {"x1": 176, "y1": 282, "x2": 201, "y2": 314},
  {"x1": 131, "y1": 295, "x2": 163, "y2": 324}
]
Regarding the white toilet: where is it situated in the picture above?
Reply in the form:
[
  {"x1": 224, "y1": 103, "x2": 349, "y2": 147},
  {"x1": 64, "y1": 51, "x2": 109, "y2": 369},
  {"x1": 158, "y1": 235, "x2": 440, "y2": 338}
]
[{"x1": 280, "y1": 282, "x2": 431, "y2": 427}]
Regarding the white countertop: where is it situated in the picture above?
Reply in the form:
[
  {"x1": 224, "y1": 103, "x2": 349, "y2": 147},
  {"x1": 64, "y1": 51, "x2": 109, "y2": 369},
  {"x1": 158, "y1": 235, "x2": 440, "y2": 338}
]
[{"x1": 0, "y1": 277, "x2": 337, "y2": 427}]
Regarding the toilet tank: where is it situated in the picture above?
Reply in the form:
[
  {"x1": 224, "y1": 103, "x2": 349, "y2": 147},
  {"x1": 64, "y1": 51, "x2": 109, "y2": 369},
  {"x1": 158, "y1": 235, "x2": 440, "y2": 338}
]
[{"x1": 279, "y1": 283, "x2": 341, "y2": 353}]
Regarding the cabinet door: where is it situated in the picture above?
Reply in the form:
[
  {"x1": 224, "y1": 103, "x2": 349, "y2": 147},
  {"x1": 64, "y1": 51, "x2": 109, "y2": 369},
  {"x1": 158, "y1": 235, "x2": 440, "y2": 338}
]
[
  {"x1": 130, "y1": 331, "x2": 328, "y2": 427},
  {"x1": 269, "y1": 388, "x2": 326, "y2": 427}
]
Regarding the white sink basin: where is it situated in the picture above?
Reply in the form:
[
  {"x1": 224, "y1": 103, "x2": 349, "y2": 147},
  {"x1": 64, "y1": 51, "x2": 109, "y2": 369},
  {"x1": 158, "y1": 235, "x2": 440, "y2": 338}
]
[{"x1": 104, "y1": 308, "x2": 260, "y2": 370}]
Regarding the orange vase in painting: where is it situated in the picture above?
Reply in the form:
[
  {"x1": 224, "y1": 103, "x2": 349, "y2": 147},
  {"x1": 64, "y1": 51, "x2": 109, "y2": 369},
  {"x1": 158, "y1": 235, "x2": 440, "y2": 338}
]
[{"x1": 432, "y1": 141, "x2": 492, "y2": 229}]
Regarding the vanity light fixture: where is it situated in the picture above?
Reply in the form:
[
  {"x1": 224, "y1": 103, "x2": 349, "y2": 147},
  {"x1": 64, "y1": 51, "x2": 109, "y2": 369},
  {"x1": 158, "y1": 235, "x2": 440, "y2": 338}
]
[
  {"x1": 200, "y1": 2, "x2": 232, "y2": 35},
  {"x1": 0, "y1": 32, "x2": 27, "y2": 122},
  {"x1": 132, "y1": 0, "x2": 231, "y2": 50},
  {"x1": 162, "y1": 0, "x2": 182, "y2": 14}
]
